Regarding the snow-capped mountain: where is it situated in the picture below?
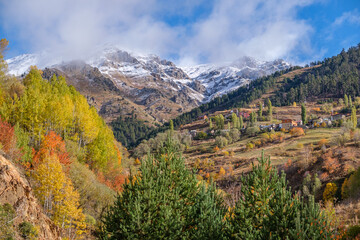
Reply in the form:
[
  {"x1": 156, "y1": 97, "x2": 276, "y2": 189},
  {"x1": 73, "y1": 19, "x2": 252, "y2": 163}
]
[
  {"x1": 6, "y1": 48, "x2": 290, "y2": 122},
  {"x1": 183, "y1": 56, "x2": 290, "y2": 101}
]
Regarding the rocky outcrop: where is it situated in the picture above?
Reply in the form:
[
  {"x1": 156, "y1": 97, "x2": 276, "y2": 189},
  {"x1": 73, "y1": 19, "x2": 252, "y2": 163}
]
[{"x1": 0, "y1": 155, "x2": 61, "y2": 240}]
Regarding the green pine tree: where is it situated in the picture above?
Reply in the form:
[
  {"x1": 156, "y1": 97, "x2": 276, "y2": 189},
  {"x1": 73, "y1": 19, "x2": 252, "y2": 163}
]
[
  {"x1": 229, "y1": 151, "x2": 334, "y2": 239},
  {"x1": 101, "y1": 139, "x2": 227, "y2": 239}
]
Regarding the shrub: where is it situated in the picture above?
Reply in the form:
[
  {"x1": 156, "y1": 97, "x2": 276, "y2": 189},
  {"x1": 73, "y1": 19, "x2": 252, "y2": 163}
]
[
  {"x1": 331, "y1": 132, "x2": 349, "y2": 146},
  {"x1": 196, "y1": 131, "x2": 208, "y2": 140},
  {"x1": 229, "y1": 128, "x2": 240, "y2": 142},
  {"x1": 318, "y1": 139, "x2": 328, "y2": 147},
  {"x1": 215, "y1": 136, "x2": 228, "y2": 148},
  {"x1": 134, "y1": 158, "x2": 141, "y2": 165},
  {"x1": 297, "y1": 143, "x2": 304, "y2": 149},
  {"x1": 0, "y1": 203, "x2": 15, "y2": 239},
  {"x1": 222, "y1": 151, "x2": 229, "y2": 156},
  {"x1": 19, "y1": 221, "x2": 38, "y2": 240},
  {"x1": 246, "y1": 142, "x2": 254, "y2": 150},
  {"x1": 341, "y1": 167, "x2": 360, "y2": 199},
  {"x1": 219, "y1": 167, "x2": 226, "y2": 177},
  {"x1": 323, "y1": 183, "x2": 338, "y2": 203},
  {"x1": 289, "y1": 127, "x2": 305, "y2": 137},
  {"x1": 345, "y1": 225, "x2": 360, "y2": 239},
  {"x1": 246, "y1": 126, "x2": 260, "y2": 137}
]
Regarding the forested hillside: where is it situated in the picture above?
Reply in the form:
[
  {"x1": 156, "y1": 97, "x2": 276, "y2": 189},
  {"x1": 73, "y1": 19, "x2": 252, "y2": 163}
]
[
  {"x1": 171, "y1": 44, "x2": 360, "y2": 128},
  {"x1": 0, "y1": 39, "x2": 124, "y2": 239}
]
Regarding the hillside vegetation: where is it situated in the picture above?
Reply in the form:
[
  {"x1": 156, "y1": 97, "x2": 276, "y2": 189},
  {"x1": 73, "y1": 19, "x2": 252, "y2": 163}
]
[
  {"x1": 171, "y1": 44, "x2": 360, "y2": 128},
  {"x1": 0, "y1": 39, "x2": 124, "y2": 239}
]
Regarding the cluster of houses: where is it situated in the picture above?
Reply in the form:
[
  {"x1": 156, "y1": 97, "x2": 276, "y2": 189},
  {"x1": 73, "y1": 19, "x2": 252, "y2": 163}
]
[{"x1": 188, "y1": 109, "x2": 354, "y2": 139}]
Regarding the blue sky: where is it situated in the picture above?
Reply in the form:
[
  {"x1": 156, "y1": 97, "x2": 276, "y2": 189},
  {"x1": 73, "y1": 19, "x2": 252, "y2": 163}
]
[{"x1": 0, "y1": 0, "x2": 359, "y2": 66}]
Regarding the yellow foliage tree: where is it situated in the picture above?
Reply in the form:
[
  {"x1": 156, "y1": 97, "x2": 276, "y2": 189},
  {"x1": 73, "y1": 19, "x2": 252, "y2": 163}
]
[
  {"x1": 219, "y1": 167, "x2": 226, "y2": 177},
  {"x1": 323, "y1": 183, "x2": 338, "y2": 203},
  {"x1": 33, "y1": 154, "x2": 86, "y2": 238}
]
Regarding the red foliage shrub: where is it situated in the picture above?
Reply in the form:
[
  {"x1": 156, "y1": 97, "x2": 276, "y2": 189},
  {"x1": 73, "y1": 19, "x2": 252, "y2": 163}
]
[{"x1": 0, "y1": 117, "x2": 15, "y2": 153}]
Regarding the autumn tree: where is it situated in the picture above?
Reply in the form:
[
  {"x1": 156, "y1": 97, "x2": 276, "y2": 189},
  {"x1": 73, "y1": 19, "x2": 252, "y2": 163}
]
[
  {"x1": 32, "y1": 132, "x2": 86, "y2": 238},
  {"x1": 290, "y1": 127, "x2": 305, "y2": 137},
  {"x1": 351, "y1": 106, "x2": 357, "y2": 129},
  {"x1": 239, "y1": 115, "x2": 244, "y2": 129},
  {"x1": 267, "y1": 99, "x2": 272, "y2": 121},
  {"x1": 250, "y1": 112, "x2": 256, "y2": 126}
]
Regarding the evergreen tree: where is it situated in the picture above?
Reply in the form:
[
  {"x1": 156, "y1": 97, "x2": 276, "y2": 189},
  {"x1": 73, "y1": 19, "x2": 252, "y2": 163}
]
[
  {"x1": 349, "y1": 96, "x2": 353, "y2": 108},
  {"x1": 101, "y1": 139, "x2": 227, "y2": 239},
  {"x1": 209, "y1": 118, "x2": 213, "y2": 130},
  {"x1": 301, "y1": 104, "x2": 307, "y2": 124},
  {"x1": 229, "y1": 151, "x2": 334, "y2": 239},
  {"x1": 351, "y1": 106, "x2": 357, "y2": 129}
]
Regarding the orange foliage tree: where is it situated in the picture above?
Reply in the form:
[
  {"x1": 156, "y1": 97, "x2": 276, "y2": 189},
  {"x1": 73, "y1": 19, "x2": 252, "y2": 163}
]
[
  {"x1": 32, "y1": 131, "x2": 71, "y2": 167},
  {"x1": 290, "y1": 127, "x2": 305, "y2": 137}
]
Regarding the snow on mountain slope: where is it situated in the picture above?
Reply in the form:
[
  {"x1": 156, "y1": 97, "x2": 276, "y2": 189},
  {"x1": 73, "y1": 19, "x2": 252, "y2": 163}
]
[
  {"x1": 6, "y1": 54, "x2": 39, "y2": 76},
  {"x1": 6, "y1": 48, "x2": 290, "y2": 112},
  {"x1": 183, "y1": 56, "x2": 290, "y2": 101}
]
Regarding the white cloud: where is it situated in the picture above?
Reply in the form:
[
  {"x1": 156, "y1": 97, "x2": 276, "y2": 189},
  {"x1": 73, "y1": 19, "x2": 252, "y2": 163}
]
[
  {"x1": 334, "y1": 9, "x2": 360, "y2": 26},
  {"x1": 0, "y1": 0, "x2": 316, "y2": 65},
  {"x1": 179, "y1": 0, "x2": 315, "y2": 64}
]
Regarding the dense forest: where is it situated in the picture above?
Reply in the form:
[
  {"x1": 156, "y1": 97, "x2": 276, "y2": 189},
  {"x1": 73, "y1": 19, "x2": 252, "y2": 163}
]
[
  {"x1": 170, "y1": 44, "x2": 360, "y2": 128},
  {"x1": 111, "y1": 115, "x2": 155, "y2": 148}
]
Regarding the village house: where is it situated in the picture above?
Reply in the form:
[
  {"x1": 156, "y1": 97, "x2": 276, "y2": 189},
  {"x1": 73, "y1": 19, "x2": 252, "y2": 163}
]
[
  {"x1": 330, "y1": 113, "x2": 345, "y2": 121},
  {"x1": 197, "y1": 115, "x2": 208, "y2": 121},
  {"x1": 189, "y1": 130, "x2": 197, "y2": 138},
  {"x1": 238, "y1": 111, "x2": 251, "y2": 119},
  {"x1": 281, "y1": 119, "x2": 297, "y2": 130}
]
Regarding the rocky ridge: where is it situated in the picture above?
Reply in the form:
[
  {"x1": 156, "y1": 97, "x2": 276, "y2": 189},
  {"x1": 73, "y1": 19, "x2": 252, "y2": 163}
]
[
  {"x1": 7, "y1": 48, "x2": 290, "y2": 123},
  {"x1": 0, "y1": 155, "x2": 61, "y2": 240}
]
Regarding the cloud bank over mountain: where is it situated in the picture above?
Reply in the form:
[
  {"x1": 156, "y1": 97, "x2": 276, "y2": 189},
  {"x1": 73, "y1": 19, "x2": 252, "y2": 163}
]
[{"x1": 0, "y1": 0, "x2": 347, "y2": 65}]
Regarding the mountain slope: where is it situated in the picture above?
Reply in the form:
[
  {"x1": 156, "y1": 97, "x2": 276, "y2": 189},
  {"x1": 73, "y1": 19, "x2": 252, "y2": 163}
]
[
  {"x1": 172, "y1": 44, "x2": 360, "y2": 128},
  {"x1": 7, "y1": 48, "x2": 290, "y2": 124},
  {"x1": 0, "y1": 155, "x2": 61, "y2": 239},
  {"x1": 183, "y1": 57, "x2": 290, "y2": 101}
]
